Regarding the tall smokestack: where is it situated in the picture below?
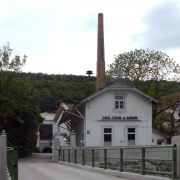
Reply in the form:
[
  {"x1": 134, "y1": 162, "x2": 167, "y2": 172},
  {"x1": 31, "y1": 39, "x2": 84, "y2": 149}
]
[{"x1": 97, "y1": 13, "x2": 105, "y2": 87}]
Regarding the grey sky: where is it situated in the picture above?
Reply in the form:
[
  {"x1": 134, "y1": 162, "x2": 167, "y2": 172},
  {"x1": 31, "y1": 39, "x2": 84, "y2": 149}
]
[
  {"x1": 0, "y1": 0, "x2": 180, "y2": 75},
  {"x1": 133, "y1": 0, "x2": 180, "y2": 50}
]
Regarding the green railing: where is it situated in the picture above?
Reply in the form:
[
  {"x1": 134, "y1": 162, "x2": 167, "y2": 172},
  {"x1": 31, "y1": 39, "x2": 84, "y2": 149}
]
[
  {"x1": 7, "y1": 147, "x2": 18, "y2": 180},
  {"x1": 59, "y1": 145, "x2": 177, "y2": 179}
]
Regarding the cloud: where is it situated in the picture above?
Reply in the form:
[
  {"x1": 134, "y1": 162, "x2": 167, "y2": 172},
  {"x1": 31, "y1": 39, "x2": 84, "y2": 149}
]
[{"x1": 133, "y1": 0, "x2": 180, "y2": 50}]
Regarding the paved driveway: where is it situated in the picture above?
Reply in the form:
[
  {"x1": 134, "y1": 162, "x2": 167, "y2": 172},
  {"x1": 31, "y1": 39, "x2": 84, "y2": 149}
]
[{"x1": 18, "y1": 153, "x2": 130, "y2": 180}]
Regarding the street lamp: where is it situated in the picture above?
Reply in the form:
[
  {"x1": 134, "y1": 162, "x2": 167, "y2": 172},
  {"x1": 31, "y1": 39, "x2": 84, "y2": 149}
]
[{"x1": 86, "y1": 70, "x2": 93, "y2": 95}]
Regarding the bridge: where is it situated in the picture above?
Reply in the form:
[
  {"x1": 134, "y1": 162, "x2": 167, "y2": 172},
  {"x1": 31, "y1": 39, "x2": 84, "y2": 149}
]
[
  {"x1": 1, "y1": 131, "x2": 180, "y2": 180},
  {"x1": 18, "y1": 153, "x2": 130, "y2": 180}
]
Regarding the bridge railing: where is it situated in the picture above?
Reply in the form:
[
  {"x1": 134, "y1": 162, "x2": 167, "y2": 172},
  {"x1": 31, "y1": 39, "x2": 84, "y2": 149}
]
[
  {"x1": 58, "y1": 145, "x2": 177, "y2": 179},
  {"x1": 7, "y1": 147, "x2": 18, "y2": 180}
]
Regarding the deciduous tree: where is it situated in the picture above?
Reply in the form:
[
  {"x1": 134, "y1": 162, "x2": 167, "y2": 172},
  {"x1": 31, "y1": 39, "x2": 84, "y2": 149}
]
[
  {"x1": 106, "y1": 49, "x2": 180, "y2": 122},
  {"x1": 0, "y1": 43, "x2": 43, "y2": 156}
]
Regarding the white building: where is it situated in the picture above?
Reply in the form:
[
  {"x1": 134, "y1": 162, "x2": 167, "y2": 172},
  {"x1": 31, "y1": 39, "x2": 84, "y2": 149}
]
[
  {"x1": 37, "y1": 112, "x2": 56, "y2": 151},
  {"x1": 58, "y1": 82, "x2": 158, "y2": 147}
]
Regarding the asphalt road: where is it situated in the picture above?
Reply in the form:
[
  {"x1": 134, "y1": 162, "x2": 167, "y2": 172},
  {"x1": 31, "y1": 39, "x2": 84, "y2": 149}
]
[{"x1": 18, "y1": 153, "x2": 130, "y2": 180}]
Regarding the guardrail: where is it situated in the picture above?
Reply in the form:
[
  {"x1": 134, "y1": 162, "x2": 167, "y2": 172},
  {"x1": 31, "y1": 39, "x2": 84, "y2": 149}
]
[
  {"x1": 7, "y1": 147, "x2": 18, "y2": 180},
  {"x1": 58, "y1": 145, "x2": 177, "y2": 179}
]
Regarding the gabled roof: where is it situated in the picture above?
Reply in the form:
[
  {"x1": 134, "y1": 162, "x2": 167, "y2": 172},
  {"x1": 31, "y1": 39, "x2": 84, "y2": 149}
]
[
  {"x1": 81, "y1": 82, "x2": 157, "y2": 104},
  {"x1": 58, "y1": 82, "x2": 157, "y2": 129},
  {"x1": 54, "y1": 103, "x2": 74, "y2": 123}
]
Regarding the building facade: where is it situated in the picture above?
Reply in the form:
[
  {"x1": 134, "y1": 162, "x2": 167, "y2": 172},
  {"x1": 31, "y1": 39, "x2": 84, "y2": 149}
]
[
  {"x1": 59, "y1": 82, "x2": 157, "y2": 147},
  {"x1": 37, "y1": 112, "x2": 56, "y2": 151}
]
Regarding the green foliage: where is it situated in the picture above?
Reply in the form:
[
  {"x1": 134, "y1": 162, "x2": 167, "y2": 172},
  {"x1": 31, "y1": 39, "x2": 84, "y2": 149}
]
[
  {"x1": 0, "y1": 42, "x2": 26, "y2": 72},
  {"x1": 107, "y1": 49, "x2": 180, "y2": 84},
  {"x1": 0, "y1": 43, "x2": 43, "y2": 157},
  {"x1": 106, "y1": 49, "x2": 180, "y2": 114},
  {"x1": 19, "y1": 72, "x2": 96, "y2": 112},
  {"x1": 153, "y1": 112, "x2": 180, "y2": 137}
]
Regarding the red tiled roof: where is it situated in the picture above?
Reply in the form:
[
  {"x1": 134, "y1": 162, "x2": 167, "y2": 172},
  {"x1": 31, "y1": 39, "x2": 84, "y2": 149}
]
[
  {"x1": 54, "y1": 104, "x2": 74, "y2": 123},
  {"x1": 54, "y1": 106, "x2": 66, "y2": 123},
  {"x1": 66, "y1": 104, "x2": 74, "y2": 108}
]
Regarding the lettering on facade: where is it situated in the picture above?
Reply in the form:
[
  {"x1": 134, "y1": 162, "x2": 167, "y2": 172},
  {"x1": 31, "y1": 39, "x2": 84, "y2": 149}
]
[{"x1": 102, "y1": 116, "x2": 138, "y2": 120}]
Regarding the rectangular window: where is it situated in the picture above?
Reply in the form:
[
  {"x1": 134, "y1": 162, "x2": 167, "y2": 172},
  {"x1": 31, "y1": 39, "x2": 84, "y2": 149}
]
[
  {"x1": 127, "y1": 128, "x2": 135, "y2": 145},
  {"x1": 104, "y1": 128, "x2": 112, "y2": 146},
  {"x1": 115, "y1": 96, "x2": 124, "y2": 109},
  {"x1": 40, "y1": 124, "x2": 53, "y2": 140}
]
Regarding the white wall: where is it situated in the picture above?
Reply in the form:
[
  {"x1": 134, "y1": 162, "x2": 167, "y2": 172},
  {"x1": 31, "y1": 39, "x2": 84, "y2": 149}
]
[
  {"x1": 85, "y1": 89, "x2": 152, "y2": 146},
  {"x1": 74, "y1": 121, "x2": 84, "y2": 146}
]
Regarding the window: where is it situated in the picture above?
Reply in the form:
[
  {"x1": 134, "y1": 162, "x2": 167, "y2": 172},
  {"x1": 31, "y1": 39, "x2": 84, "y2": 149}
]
[
  {"x1": 112, "y1": 93, "x2": 127, "y2": 113},
  {"x1": 157, "y1": 139, "x2": 165, "y2": 145},
  {"x1": 40, "y1": 124, "x2": 53, "y2": 140},
  {"x1": 127, "y1": 128, "x2": 135, "y2": 145},
  {"x1": 115, "y1": 95, "x2": 124, "y2": 109},
  {"x1": 104, "y1": 128, "x2": 112, "y2": 146}
]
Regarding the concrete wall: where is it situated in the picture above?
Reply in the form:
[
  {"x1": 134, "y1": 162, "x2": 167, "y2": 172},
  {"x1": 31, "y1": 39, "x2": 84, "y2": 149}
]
[
  {"x1": 85, "y1": 89, "x2": 152, "y2": 146},
  {"x1": 0, "y1": 132, "x2": 7, "y2": 180}
]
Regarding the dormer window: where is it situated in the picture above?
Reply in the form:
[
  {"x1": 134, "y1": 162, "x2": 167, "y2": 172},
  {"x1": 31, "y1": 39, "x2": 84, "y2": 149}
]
[
  {"x1": 115, "y1": 95, "x2": 124, "y2": 109},
  {"x1": 112, "y1": 93, "x2": 127, "y2": 114}
]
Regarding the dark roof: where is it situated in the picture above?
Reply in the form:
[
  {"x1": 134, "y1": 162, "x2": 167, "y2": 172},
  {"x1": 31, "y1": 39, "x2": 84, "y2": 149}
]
[{"x1": 108, "y1": 82, "x2": 133, "y2": 88}]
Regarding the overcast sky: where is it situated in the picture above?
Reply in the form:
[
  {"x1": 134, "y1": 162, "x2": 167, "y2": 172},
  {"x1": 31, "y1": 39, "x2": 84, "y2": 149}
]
[{"x1": 0, "y1": 0, "x2": 180, "y2": 76}]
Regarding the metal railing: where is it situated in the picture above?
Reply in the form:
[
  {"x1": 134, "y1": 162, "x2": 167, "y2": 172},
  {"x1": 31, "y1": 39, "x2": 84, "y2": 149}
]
[
  {"x1": 58, "y1": 145, "x2": 177, "y2": 179},
  {"x1": 7, "y1": 147, "x2": 18, "y2": 180}
]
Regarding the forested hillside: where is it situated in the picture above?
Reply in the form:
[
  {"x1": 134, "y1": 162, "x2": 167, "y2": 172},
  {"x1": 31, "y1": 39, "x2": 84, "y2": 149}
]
[
  {"x1": 20, "y1": 72, "x2": 180, "y2": 114},
  {"x1": 20, "y1": 72, "x2": 97, "y2": 112}
]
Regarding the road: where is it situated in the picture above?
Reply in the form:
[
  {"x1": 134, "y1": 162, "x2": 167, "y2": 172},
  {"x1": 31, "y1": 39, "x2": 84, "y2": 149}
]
[{"x1": 18, "y1": 153, "x2": 130, "y2": 180}]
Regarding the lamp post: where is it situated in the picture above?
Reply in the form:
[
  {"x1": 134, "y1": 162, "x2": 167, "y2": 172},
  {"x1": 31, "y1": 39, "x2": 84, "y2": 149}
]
[{"x1": 86, "y1": 70, "x2": 93, "y2": 95}]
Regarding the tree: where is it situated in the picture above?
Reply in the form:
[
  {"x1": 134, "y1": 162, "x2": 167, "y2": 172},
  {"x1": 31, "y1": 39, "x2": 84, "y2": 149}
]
[
  {"x1": 0, "y1": 42, "x2": 26, "y2": 72},
  {"x1": 153, "y1": 93, "x2": 180, "y2": 136},
  {"x1": 0, "y1": 43, "x2": 43, "y2": 156},
  {"x1": 106, "y1": 49, "x2": 180, "y2": 125}
]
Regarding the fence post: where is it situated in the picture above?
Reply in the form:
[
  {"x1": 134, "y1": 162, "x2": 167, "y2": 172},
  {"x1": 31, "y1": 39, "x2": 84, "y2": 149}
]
[
  {"x1": 172, "y1": 136, "x2": 180, "y2": 179},
  {"x1": 58, "y1": 149, "x2": 60, "y2": 161},
  {"x1": 104, "y1": 149, "x2": 107, "y2": 169},
  {"x1": 63, "y1": 149, "x2": 65, "y2": 161},
  {"x1": 172, "y1": 144, "x2": 177, "y2": 179},
  {"x1": 141, "y1": 146, "x2": 145, "y2": 175},
  {"x1": 82, "y1": 149, "x2": 85, "y2": 166},
  {"x1": 92, "y1": 149, "x2": 94, "y2": 167},
  {"x1": 68, "y1": 149, "x2": 70, "y2": 163},
  {"x1": 75, "y1": 149, "x2": 77, "y2": 164},
  {"x1": 120, "y1": 148, "x2": 123, "y2": 172},
  {"x1": 0, "y1": 130, "x2": 7, "y2": 180},
  {"x1": 13, "y1": 147, "x2": 18, "y2": 180}
]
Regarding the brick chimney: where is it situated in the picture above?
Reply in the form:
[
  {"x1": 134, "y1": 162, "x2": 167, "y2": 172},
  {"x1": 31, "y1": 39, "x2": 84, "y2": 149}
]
[{"x1": 97, "y1": 13, "x2": 105, "y2": 88}]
